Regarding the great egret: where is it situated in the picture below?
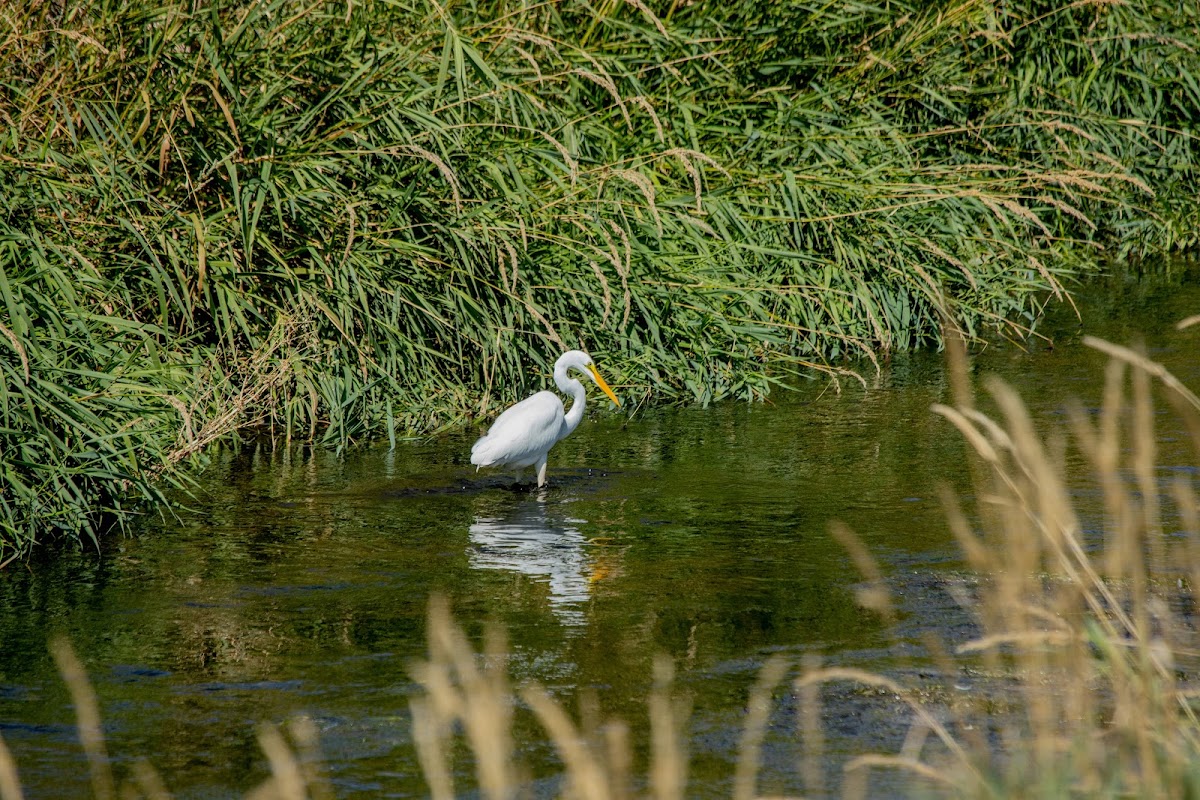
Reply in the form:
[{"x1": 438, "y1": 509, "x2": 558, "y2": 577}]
[{"x1": 471, "y1": 350, "x2": 620, "y2": 487}]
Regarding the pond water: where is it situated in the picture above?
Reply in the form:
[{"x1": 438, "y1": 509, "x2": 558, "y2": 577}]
[{"x1": 2, "y1": 262, "x2": 1199, "y2": 798}]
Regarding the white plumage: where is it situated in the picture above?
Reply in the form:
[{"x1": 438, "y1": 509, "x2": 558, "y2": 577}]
[{"x1": 471, "y1": 350, "x2": 620, "y2": 487}]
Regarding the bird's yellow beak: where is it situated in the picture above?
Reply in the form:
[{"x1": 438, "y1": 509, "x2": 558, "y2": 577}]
[{"x1": 587, "y1": 365, "x2": 621, "y2": 407}]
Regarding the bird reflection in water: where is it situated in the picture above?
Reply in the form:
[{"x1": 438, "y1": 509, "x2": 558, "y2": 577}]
[{"x1": 468, "y1": 492, "x2": 600, "y2": 627}]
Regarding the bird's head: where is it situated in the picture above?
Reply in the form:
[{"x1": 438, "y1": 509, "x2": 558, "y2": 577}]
[{"x1": 559, "y1": 350, "x2": 620, "y2": 407}]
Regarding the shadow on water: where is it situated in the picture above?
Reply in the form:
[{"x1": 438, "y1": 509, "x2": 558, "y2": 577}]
[
  {"x1": 378, "y1": 467, "x2": 620, "y2": 497},
  {"x1": 1, "y1": 260, "x2": 1199, "y2": 797}
]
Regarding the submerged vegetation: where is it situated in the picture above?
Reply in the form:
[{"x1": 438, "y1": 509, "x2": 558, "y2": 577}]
[
  {"x1": 9, "y1": 329, "x2": 1200, "y2": 798},
  {"x1": 2, "y1": 0, "x2": 1199, "y2": 552}
]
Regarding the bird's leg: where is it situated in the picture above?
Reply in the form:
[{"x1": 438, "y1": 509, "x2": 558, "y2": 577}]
[{"x1": 536, "y1": 455, "x2": 548, "y2": 488}]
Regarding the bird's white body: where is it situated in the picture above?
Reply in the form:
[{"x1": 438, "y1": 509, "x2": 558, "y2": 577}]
[{"x1": 471, "y1": 350, "x2": 619, "y2": 487}]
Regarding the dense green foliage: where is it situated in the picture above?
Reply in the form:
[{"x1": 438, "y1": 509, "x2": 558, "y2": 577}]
[{"x1": 1, "y1": 0, "x2": 1198, "y2": 556}]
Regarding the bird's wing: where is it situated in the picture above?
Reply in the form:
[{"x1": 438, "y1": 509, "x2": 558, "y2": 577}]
[{"x1": 470, "y1": 391, "x2": 566, "y2": 467}]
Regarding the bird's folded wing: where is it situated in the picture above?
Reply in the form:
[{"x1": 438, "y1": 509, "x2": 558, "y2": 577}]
[{"x1": 470, "y1": 391, "x2": 565, "y2": 466}]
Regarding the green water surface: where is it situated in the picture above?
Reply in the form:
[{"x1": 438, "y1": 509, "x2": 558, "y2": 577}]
[{"x1": 2, "y1": 262, "x2": 1200, "y2": 798}]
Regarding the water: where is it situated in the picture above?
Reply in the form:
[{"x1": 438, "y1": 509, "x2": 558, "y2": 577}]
[{"x1": 1, "y1": 262, "x2": 1199, "y2": 797}]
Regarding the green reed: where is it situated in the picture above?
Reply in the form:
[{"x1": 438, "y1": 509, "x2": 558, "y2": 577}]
[{"x1": 1, "y1": 0, "x2": 1197, "y2": 554}]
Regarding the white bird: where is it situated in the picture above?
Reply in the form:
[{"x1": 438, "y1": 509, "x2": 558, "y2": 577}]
[{"x1": 471, "y1": 350, "x2": 620, "y2": 487}]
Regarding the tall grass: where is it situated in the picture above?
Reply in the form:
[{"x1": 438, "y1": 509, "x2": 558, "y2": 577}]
[
  {"x1": 1, "y1": 0, "x2": 1198, "y2": 553},
  {"x1": 909, "y1": 329, "x2": 1200, "y2": 797}
]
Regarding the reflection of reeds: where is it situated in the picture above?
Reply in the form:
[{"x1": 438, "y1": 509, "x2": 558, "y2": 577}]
[{"x1": 9, "y1": 330, "x2": 1200, "y2": 798}]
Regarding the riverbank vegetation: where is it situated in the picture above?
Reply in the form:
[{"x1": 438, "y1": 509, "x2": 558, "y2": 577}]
[
  {"x1": 9, "y1": 329, "x2": 1200, "y2": 797},
  {"x1": 3, "y1": 0, "x2": 1199, "y2": 553}
]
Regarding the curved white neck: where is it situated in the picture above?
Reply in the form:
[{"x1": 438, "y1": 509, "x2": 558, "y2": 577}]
[{"x1": 555, "y1": 361, "x2": 587, "y2": 437}]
